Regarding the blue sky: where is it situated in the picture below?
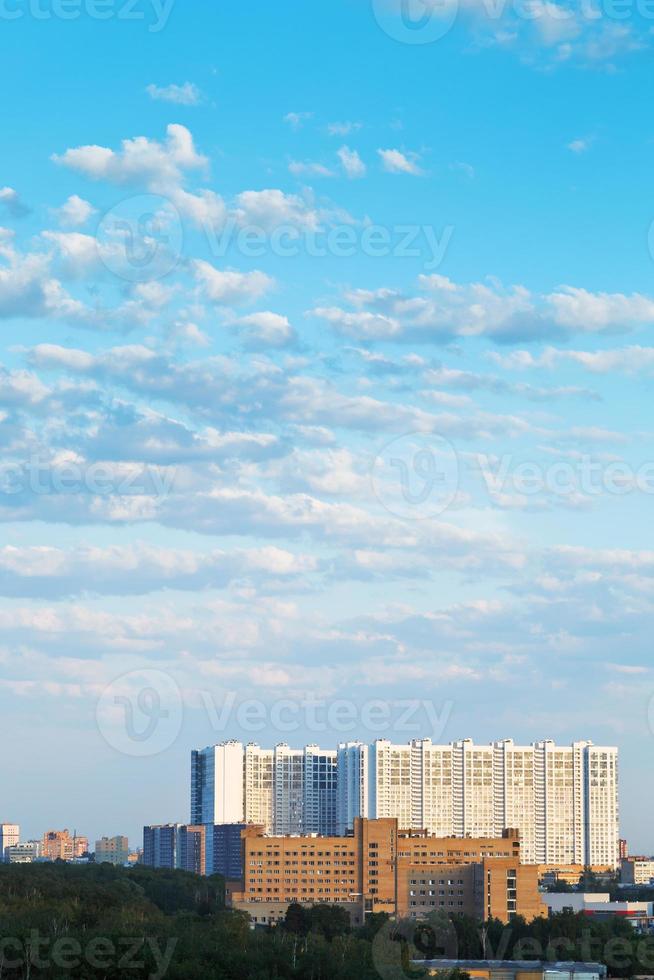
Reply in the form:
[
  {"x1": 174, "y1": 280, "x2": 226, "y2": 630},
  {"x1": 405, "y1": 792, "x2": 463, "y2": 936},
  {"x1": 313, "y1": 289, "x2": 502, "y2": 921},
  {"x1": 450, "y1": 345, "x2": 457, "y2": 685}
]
[{"x1": 1, "y1": 0, "x2": 653, "y2": 852}]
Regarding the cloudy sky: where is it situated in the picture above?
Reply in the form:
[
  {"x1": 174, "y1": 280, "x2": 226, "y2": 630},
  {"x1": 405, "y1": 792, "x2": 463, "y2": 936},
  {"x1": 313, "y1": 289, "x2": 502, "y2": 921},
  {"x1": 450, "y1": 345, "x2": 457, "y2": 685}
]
[{"x1": 2, "y1": 0, "x2": 654, "y2": 851}]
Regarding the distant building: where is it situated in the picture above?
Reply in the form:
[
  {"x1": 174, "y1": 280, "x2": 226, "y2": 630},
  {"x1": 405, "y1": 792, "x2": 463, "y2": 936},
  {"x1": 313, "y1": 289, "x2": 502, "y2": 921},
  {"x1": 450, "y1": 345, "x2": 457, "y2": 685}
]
[
  {"x1": 621, "y1": 857, "x2": 654, "y2": 886},
  {"x1": 0, "y1": 824, "x2": 19, "y2": 862},
  {"x1": 5, "y1": 841, "x2": 42, "y2": 864},
  {"x1": 416, "y1": 962, "x2": 606, "y2": 980},
  {"x1": 230, "y1": 819, "x2": 545, "y2": 926},
  {"x1": 619, "y1": 839, "x2": 629, "y2": 860},
  {"x1": 42, "y1": 830, "x2": 88, "y2": 861},
  {"x1": 178, "y1": 825, "x2": 206, "y2": 875},
  {"x1": 143, "y1": 824, "x2": 180, "y2": 869},
  {"x1": 143, "y1": 824, "x2": 206, "y2": 874},
  {"x1": 95, "y1": 836, "x2": 129, "y2": 865},
  {"x1": 210, "y1": 823, "x2": 248, "y2": 879},
  {"x1": 544, "y1": 892, "x2": 654, "y2": 930},
  {"x1": 193, "y1": 738, "x2": 620, "y2": 867}
]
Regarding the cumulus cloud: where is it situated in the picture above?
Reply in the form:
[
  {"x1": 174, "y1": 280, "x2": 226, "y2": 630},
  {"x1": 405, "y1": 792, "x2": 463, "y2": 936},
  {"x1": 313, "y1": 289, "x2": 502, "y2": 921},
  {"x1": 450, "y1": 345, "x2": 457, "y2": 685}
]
[
  {"x1": 193, "y1": 259, "x2": 274, "y2": 304},
  {"x1": 52, "y1": 123, "x2": 207, "y2": 189},
  {"x1": 230, "y1": 311, "x2": 296, "y2": 348},
  {"x1": 54, "y1": 195, "x2": 96, "y2": 228},
  {"x1": 311, "y1": 275, "x2": 654, "y2": 343}
]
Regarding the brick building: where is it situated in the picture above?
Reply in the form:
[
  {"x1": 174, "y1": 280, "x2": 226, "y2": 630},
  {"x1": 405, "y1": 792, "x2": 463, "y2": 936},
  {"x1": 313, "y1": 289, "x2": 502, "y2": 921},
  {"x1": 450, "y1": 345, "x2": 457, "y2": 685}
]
[{"x1": 229, "y1": 819, "x2": 545, "y2": 926}]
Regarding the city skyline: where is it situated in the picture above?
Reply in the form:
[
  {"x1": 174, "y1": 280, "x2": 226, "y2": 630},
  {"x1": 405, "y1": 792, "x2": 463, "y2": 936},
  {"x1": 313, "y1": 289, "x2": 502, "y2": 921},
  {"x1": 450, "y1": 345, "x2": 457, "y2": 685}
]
[{"x1": 2, "y1": 0, "x2": 653, "y2": 861}]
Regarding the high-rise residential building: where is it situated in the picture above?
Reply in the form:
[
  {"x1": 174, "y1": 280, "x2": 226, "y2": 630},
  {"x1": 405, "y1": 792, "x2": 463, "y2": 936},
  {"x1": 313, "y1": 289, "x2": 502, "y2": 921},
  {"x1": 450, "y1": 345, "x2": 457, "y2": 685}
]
[
  {"x1": 273, "y1": 743, "x2": 305, "y2": 835},
  {"x1": 142, "y1": 824, "x2": 208, "y2": 875},
  {"x1": 210, "y1": 823, "x2": 248, "y2": 879},
  {"x1": 304, "y1": 745, "x2": 338, "y2": 836},
  {"x1": 244, "y1": 744, "x2": 274, "y2": 832},
  {"x1": 95, "y1": 836, "x2": 129, "y2": 866},
  {"x1": 192, "y1": 741, "x2": 338, "y2": 838},
  {"x1": 337, "y1": 738, "x2": 619, "y2": 868},
  {"x1": 42, "y1": 830, "x2": 89, "y2": 861},
  {"x1": 143, "y1": 824, "x2": 180, "y2": 869},
  {"x1": 0, "y1": 824, "x2": 20, "y2": 862},
  {"x1": 336, "y1": 742, "x2": 369, "y2": 835},
  {"x1": 191, "y1": 740, "x2": 245, "y2": 825},
  {"x1": 191, "y1": 737, "x2": 619, "y2": 869}
]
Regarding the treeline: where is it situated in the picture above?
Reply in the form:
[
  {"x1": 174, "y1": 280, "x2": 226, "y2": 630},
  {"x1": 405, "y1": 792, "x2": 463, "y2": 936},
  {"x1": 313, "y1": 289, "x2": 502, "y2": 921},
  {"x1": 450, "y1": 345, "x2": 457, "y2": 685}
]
[{"x1": 0, "y1": 863, "x2": 649, "y2": 978}]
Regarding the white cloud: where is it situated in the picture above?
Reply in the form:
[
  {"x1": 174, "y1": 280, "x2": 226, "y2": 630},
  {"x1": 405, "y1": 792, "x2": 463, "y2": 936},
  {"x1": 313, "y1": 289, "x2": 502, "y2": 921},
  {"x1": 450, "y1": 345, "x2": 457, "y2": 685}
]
[
  {"x1": 54, "y1": 195, "x2": 96, "y2": 228},
  {"x1": 233, "y1": 188, "x2": 321, "y2": 231},
  {"x1": 193, "y1": 259, "x2": 274, "y2": 304},
  {"x1": 52, "y1": 124, "x2": 207, "y2": 189},
  {"x1": 146, "y1": 82, "x2": 202, "y2": 105},
  {"x1": 337, "y1": 146, "x2": 366, "y2": 179},
  {"x1": 231, "y1": 312, "x2": 296, "y2": 348},
  {"x1": 313, "y1": 275, "x2": 654, "y2": 343},
  {"x1": 377, "y1": 148, "x2": 423, "y2": 175}
]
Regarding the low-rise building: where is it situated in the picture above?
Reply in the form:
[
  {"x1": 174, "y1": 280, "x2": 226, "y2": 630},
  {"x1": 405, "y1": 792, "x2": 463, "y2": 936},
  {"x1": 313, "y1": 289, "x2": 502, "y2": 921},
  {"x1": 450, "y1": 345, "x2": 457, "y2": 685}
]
[
  {"x1": 417, "y1": 961, "x2": 607, "y2": 980},
  {"x1": 621, "y1": 857, "x2": 654, "y2": 886},
  {"x1": 5, "y1": 841, "x2": 43, "y2": 864},
  {"x1": 95, "y1": 836, "x2": 129, "y2": 866},
  {"x1": 544, "y1": 892, "x2": 654, "y2": 931}
]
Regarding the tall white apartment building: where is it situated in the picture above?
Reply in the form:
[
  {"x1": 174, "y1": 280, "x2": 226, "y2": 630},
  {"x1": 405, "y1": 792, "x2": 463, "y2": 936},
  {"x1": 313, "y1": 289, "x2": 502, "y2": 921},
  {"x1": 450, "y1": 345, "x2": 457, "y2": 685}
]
[
  {"x1": 244, "y1": 743, "x2": 274, "y2": 832},
  {"x1": 0, "y1": 824, "x2": 20, "y2": 862},
  {"x1": 336, "y1": 738, "x2": 619, "y2": 867},
  {"x1": 192, "y1": 741, "x2": 338, "y2": 837},
  {"x1": 191, "y1": 741, "x2": 245, "y2": 824},
  {"x1": 273, "y1": 743, "x2": 305, "y2": 835}
]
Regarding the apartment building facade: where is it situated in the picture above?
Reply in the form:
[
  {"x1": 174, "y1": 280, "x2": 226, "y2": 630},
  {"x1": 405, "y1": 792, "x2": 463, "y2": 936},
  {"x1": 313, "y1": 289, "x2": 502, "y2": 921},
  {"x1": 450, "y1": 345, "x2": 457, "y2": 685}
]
[
  {"x1": 42, "y1": 830, "x2": 88, "y2": 861},
  {"x1": 0, "y1": 824, "x2": 19, "y2": 861},
  {"x1": 191, "y1": 738, "x2": 619, "y2": 868},
  {"x1": 340, "y1": 739, "x2": 619, "y2": 868},
  {"x1": 95, "y1": 836, "x2": 129, "y2": 865},
  {"x1": 142, "y1": 823, "x2": 206, "y2": 875}
]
